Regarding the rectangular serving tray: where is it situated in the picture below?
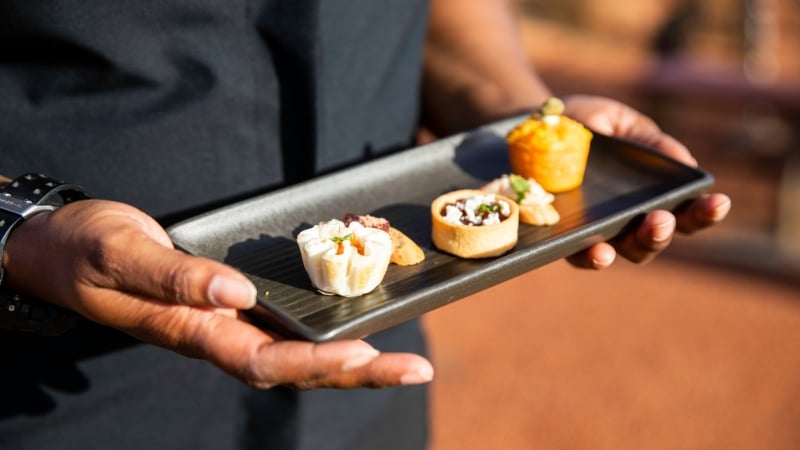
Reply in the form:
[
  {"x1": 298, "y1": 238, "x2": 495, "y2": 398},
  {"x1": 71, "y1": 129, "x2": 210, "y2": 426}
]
[{"x1": 167, "y1": 116, "x2": 714, "y2": 342}]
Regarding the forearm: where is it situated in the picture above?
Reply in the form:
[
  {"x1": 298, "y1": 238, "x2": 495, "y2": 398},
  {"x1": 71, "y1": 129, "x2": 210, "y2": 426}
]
[{"x1": 421, "y1": 0, "x2": 551, "y2": 136}]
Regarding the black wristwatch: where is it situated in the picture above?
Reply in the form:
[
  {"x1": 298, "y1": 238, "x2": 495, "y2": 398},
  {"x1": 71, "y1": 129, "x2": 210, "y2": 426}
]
[{"x1": 0, "y1": 173, "x2": 91, "y2": 336}]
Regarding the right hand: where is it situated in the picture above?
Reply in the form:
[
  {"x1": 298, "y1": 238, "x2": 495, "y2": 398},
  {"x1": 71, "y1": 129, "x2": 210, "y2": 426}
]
[
  {"x1": 2, "y1": 200, "x2": 433, "y2": 389},
  {"x1": 562, "y1": 95, "x2": 731, "y2": 269}
]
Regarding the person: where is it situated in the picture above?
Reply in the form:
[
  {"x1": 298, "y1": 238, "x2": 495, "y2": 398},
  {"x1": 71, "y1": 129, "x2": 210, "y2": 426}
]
[{"x1": 0, "y1": 0, "x2": 730, "y2": 448}]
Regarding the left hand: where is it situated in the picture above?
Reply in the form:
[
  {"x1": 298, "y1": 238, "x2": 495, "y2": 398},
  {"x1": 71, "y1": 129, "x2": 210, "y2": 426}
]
[
  {"x1": 562, "y1": 95, "x2": 731, "y2": 268},
  {"x1": 3, "y1": 200, "x2": 433, "y2": 390}
]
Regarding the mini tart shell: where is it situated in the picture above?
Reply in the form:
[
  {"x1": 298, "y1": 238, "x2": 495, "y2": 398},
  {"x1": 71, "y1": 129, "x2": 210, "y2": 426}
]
[{"x1": 431, "y1": 189, "x2": 519, "y2": 259}]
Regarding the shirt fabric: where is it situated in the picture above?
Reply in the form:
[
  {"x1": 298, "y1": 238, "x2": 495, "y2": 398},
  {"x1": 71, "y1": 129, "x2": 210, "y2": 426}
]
[{"x1": 0, "y1": 1, "x2": 431, "y2": 448}]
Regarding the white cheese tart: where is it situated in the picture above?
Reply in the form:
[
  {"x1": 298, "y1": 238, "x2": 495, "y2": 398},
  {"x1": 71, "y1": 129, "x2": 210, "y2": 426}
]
[{"x1": 297, "y1": 219, "x2": 393, "y2": 297}]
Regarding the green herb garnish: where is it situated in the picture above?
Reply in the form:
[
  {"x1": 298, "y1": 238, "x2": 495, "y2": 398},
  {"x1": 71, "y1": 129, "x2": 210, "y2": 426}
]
[
  {"x1": 476, "y1": 203, "x2": 500, "y2": 215},
  {"x1": 509, "y1": 174, "x2": 530, "y2": 202},
  {"x1": 330, "y1": 233, "x2": 353, "y2": 243}
]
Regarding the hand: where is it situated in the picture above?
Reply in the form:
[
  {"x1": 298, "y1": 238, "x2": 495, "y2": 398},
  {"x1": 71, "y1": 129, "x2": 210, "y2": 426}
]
[
  {"x1": 3, "y1": 200, "x2": 433, "y2": 389},
  {"x1": 562, "y1": 95, "x2": 731, "y2": 268}
]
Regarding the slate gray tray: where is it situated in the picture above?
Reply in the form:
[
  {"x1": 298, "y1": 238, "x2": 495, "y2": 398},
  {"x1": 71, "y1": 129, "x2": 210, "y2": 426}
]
[{"x1": 167, "y1": 116, "x2": 714, "y2": 342}]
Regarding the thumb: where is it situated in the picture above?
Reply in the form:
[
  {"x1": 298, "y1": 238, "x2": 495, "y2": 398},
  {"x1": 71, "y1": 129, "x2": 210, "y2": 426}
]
[{"x1": 102, "y1": 230, "x2": 257, "y2": 309}]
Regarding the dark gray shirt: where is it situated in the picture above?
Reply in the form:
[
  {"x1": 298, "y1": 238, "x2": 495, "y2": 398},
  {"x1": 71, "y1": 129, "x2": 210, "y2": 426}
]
[{"x1": 0, "y1": 0, "x2": 429, "y2": 220}]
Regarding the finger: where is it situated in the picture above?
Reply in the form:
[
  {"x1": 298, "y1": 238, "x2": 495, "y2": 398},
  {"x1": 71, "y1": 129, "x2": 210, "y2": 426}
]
[
  {"x1": 612, "y1": 210, "x2": 676, "y2": 264},
  {"x1": 250, "y1": 340, "x2": 433, "y2": 390},
  {"x1": 95, "y1": 272, "x2": 432, "y2": 390},
  {"x1": 565, "y1": 242, "x2": 616, "y2": 270},
  {"x1": 564, "y1": 95, "x2": 696, "y2": 166},
  {"x1": 675, "y1": 193, "x2": 732, "y2": 234},
  {"x1": 610, "y1": 114, "x2": 696, "y2": 167},
  {"x1": 99, "y1": 231, "x2": 257, "y2": 310},
  {"x1": 184, "y1": 313, "x2": 433, "y2": 389},
  {"x1": 649, "y1": 132, "x2": 697, "y2": 167},
  {"x1": 306, "y1": 352, "x2": 435, "y2": 389}
]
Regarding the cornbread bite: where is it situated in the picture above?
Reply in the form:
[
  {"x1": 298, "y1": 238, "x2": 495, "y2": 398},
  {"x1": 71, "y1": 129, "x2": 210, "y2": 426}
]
[{"x1": 506, "y1": 97, "x2": 593, "y2": 193}]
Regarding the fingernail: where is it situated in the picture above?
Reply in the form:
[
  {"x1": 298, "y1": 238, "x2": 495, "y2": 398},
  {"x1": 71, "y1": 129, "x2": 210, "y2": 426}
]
[
  {"x1": 341, "y1": 348, "x2": 380, "y2": 372},
  {"x1": 401, "y1": 365, "x2": 434, "y2": 385},
  {"x1": 208, "y1": 275, "x2": 257, "y2": 309},
  {"x1": 652, "y1": 217, "x2": 676, "y2": 243},
  {"x1": 591, "y1": 252, "x2": 615, "y2": 268},
  {"x1": 711, "y1": 198, "x2": 732, "y2": 221}
]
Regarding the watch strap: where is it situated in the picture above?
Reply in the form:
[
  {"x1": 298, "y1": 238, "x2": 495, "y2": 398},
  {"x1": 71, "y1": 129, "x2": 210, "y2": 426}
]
[{"x1": 1, "y1": 291, "x2": 80, "y2": 336}]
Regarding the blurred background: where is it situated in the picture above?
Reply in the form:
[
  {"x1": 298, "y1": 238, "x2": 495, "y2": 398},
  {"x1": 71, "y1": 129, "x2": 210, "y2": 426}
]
[{"x1": 423, "y1": 1, "x2": 800, "y2": 448}]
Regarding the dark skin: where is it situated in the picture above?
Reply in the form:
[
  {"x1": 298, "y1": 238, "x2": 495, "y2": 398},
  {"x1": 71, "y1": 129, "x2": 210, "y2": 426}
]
[{"x1": 1, "y1": 0, "x2": 730, "y2": 390}]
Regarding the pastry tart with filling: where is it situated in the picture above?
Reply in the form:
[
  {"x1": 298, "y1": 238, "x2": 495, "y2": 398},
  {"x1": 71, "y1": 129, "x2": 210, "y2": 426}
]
[
  {"x1": 481, "y1": 174, "x2": 560, "y2": 226},
  {"x1": 431, "y1": 189, "x2": 519, "y2": 259},
  {"x1": 296, "y1": 219, "x2": 393, "y2": 297}
]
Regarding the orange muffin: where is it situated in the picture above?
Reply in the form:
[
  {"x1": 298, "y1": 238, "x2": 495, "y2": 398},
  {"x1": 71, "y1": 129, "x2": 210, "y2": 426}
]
[{"x1": 506, "y1": 97, "x2": 593, "y2": 193}]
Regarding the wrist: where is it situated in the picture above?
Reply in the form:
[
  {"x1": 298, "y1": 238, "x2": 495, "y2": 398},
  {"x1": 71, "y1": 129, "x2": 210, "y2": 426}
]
[
  {"x1": 0, "y1": 173, "x2": 91, "y2": 335},
  {"x1": 0, "y1": 213, "x2": 78, "y2": 336},
  {"x1": 0, "y1": 173, "x2": 91, "y2": 284},
  {"x1": 1, "y1": 210, "x2": 53, "y2": 293}
]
